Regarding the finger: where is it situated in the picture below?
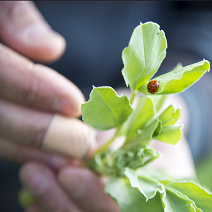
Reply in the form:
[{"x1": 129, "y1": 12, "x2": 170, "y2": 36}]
[
  {"x1": 0, "y1": 98, "x2": 52, "y2": 147},
  {"x1": 150, "y1": 135, "x2": 196, "y2": 179},
  {"x1": 19, "y1": 163, "x2": 83, "y2": 212},
  {"x1": 0, "y1": 1, "x2": 66, "y2": 63},
  {"x1": 0, "y1": 43, "x2": 84, "y2": 117},
  {"x1": 0, "y1": 99, "x2": 95, "y2": 158},
  {"x1": 0, "y1": 99, "x2": 96, "y2": 159},
  {"x1": 58, "y1": 166, "x2": 120, "y2": 212},
  {"x1": 0, "y1": 137, "x2": 71, "y2": 171}
]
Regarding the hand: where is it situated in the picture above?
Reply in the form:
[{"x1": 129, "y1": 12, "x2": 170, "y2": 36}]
[
  {"x1": 0, "y1": 2, "x2": 116, "y2": 211},
  {"x1": 18, "y1": 92, "x2": 196, "y2": 212},
  {"x1": 0, "y1": 1, "x2": 94, "y2": 169},
  {"x1": 18, "y1": 122, "x2": 196, "y2": 212},
  {"x1": 19, "y1": 162, "x2": 120, "y2": 212}
]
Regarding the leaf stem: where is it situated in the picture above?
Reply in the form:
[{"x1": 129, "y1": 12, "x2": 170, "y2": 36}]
[
  {"x1": 130, "y1": 90, "x2": 136, "y2": 105},
  {"x1": 94, "y1": 127, "x2": 121, "y2": 155}
]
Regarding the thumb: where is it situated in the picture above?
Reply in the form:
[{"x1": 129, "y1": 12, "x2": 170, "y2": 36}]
[{"x1": 0, "y1": 1, "x2": 66, "y2": 63}]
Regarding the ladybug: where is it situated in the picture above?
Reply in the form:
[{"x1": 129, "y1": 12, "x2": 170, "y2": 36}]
[{"x1": 147, "y1": 80, "x2": 159, "y2": 94}]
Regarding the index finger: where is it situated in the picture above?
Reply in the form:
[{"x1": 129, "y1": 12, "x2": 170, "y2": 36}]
[
  {"x1": 0, "y1": 43, "x2": 84, "y2": 117},
  {"x1": 0, "y1": 1, "x2": 66, "y2": 63}
]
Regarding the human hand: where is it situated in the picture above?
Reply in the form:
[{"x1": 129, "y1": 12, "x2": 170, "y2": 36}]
[
  {"x1": 18, "y1": 92, "x2": 196, "y2": 212},
  {"x1": 19, "y1": 162, "x2": 120, "y2": 212},
  {"x1": 19, "y1": 125, "x2": 195, "y2": 212},
  {"x1": 0, "y1": 1, "x2": 95, "y2": 169}
]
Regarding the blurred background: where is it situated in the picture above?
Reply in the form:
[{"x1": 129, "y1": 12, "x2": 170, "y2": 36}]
[{"x1": 1, "y1": 1, "x2": 212, "y2": 211}]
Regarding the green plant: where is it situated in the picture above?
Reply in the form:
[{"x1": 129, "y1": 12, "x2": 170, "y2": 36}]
[
  {"x1": 19, "y1": 21, "x2": 212, "y2": 211},
  {"x1": 81, "y1": 22, "x2": 212, "y2": 211}
]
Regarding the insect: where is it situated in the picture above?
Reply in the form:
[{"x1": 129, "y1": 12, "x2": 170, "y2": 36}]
[{"x1": 147, "y1": 80, "x2": 159, "y2": 94}]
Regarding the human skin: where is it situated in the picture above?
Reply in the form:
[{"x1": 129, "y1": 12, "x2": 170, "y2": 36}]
[
  {"x1": 0, "y1": 1, "x2": 120, "y2": 211},
  {"x1": 0, "y1": 1, "x2": 84, "y2": 166}
]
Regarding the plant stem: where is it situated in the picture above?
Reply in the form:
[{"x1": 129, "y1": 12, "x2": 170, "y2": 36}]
[
  {"x1": 94, "y1": 127, "x2": 121, "y2": 155},
  {"x1": 96, "y1": 90, "x2": 136, "y2": 155},
  {"x1": 130, "y1": 90, "x2": 136, "y2": 105}
]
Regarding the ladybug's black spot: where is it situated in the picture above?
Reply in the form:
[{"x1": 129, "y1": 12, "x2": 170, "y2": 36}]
[
  {"x1": 154, "y1": 81, "x2": 156, "y2": 82},
  {"x1": 153, "y1": 89, "x2": 155, "y2": 92},
  {"x1": 148, "y1": 87, "x2": 150, "y2": 91}
]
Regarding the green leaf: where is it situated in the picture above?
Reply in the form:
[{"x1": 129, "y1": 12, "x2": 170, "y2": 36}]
[
  {"x1": 164, "y1": 108, "x2": 181, "y2": 126},
  {"x1": 110, "y1": 147, "x2": 160, "y2": 176},
  {"x1": 122, "y1": 22, "x2": 167, "y2": 91},
  {"x1": 81, "y1": 86, "x2": 132, "y2": 130},
  {"x1": 125, "y1": 168, "x2": 165, "y2": 201},
  {"x1": 124, "y1": 118, "x2": 159, "y2": 148},
  {"x1": 167, "y1": 181, "x2": 212, "y2": 212},
  {"x1": 152, "y1": 119, "x2": 163, "y2": 137},
  {"x1": 105, "y1": 178, "x2": 164, "y2": 212},
  {"x1": 136, "y1": 167, "x2": 175, "y2": 185},
  {"x1": 153, "y1": 125, "x2": 183, "y2": 145},
  {"x1": 139, "y1": 59, "x2": 210, "y2": 95},
  {"x1": 152, "y1": 105, "x2": 182, "y2": 144},
  {"x1": 124, "y1": 96, "x2": 155, "y2": 142},
  {"x1": 18, "y1": 189, "x2": 35, "y2": 207},
  {"x1": 165, "y1": 188, "x2": 202, "y2": 212},
  {"x1": 158, "y1": 105, "x2": 181, "y2": 127},
  {"x1": 161, "y1": 188, "x2": 196, "y2": 212}
]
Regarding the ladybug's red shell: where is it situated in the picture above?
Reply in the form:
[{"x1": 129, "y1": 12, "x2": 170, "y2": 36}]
[{"x1": 147, "y1": 80, "x2": 159, "y2": 94}]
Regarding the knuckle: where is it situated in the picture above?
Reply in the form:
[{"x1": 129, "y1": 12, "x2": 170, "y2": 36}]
[
  {"x1": 24, "y1": 117, "x2": 48, "y2": 148},
  {"x1": 3, "y1": 1, "x2": 37, "y2": 28},
  {"x1": 22, "y1": 63, "x2": 38, "y2": 106}
]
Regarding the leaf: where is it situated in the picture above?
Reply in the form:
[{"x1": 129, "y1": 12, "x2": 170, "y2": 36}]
[
  {"x1": 81, "y1": 86, "x2": 132, "y2": 130},
  {"x1": 152, "y1": 105, "x2": 182, "y2": 144},
  {"x1": 164, "y1": 108, "x2": 181, "y2": 126},
  {"x1": 122, "y1": 22, "x2": 167, "y2": 91},
  {"x1": 110, "y1": 147, "x2": 160, "y2": 176},
  {"x1": 165, "y1": 188, "x2": 202, "y2": 212},
  {"x1": 157, "y1": 105, "x2": 181, "y2": 127},
  {"x1": 138, "y1": 59, "x2": 210, "y2": 95},
  {"x1": 153, "y1": 119, "x2": 163, "y2": 137},
  {"x1": 161, "y1": 188, "x2": 196, "y2": 212},
  {"x1": 124, "y1": 118, "x2": 159, "y2": 148},
  {"x1": 18, "y1": 189, "x2": 35, "y2": 207},
  {"x1": 124, "y1": 96, "x2": 155, "y2": 142},
  {"x1": 136, "y1": 166, "x2": 175, "y2": 185},
  {"x1": 125, "y1": 168, "x2": 165, "y2": 201},
  {"x1": 167, "y1": 181, "x2": 212, "y2": 212},
  {"x1": 105, "y1": 178, "x2": 164, "y2": 212},
  {"x1": 153, "y1": 125, "x2": 183, "y2": 145}
]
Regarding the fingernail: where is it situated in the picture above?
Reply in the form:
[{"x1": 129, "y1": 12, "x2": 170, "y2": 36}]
[
  {"x1": 22, "y1": 170, "x2": 47, "y2": 195},
  {"x1": 23, "y1": 24, "x2": 63, "y2": 44},
  {"x1": 63, "y1": 176, "x2": 84, "y2": 197},
  {"x1": 52, "y1": 97, "x2": 77, "y2": 116}
]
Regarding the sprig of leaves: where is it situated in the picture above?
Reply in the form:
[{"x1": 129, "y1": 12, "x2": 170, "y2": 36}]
[
  {"x1": 18, "y1": 21, "x2": 211, "y2": 210},
  {"x1": 81, "y1": 21, "x2": 212, "y2": 211}
]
